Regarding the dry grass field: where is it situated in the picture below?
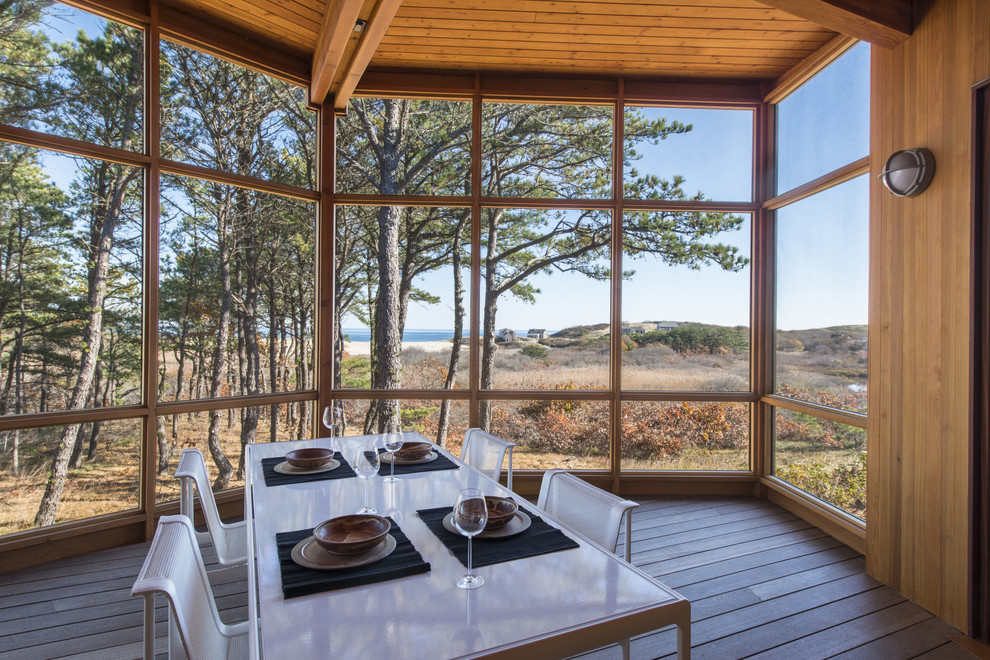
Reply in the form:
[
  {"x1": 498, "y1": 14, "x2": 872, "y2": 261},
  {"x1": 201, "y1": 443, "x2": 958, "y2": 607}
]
[{"x1": 0, "y1": 333, "x2": 866, "y2": 535}]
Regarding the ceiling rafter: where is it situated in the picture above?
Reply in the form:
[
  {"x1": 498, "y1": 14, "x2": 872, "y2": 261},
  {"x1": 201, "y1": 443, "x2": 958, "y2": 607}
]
[
  {"x1": 757, "y1": 0, "x2": 912, "y2": 48},
  {"x1": 332, "y1": 0, "x2": 404, "y2": 110},
  {"x1": 310, "y1": 0, "x2": 365, "y2": 104}
]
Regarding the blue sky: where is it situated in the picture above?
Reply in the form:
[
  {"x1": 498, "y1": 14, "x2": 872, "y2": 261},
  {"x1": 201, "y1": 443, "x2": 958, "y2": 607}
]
[
  {"x1": 404, "y1": 43, "x2": 870, "y2": 333},
  {"x1": 33, "y1": 3, "x2": 870, "y2": 334}
]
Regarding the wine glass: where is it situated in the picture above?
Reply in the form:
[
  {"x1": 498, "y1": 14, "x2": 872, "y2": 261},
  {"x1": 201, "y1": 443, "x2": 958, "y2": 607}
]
[
  {"x1": 322, "y1": 405, "x2": 342, "y2": 456},
  {"x1": 382, "y1": 428, "x2": 404, "y2": 483},
  {"x1": 452, "y1": 488, "x2": 487, "y2": 589},
  {"x1": 353, "y1": 442, "x2": 380, "y2": 514}
]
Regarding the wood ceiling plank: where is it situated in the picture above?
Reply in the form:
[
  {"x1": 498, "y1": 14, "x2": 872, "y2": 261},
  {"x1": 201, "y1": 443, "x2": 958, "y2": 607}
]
[
  {"x1": 310, "y1": 0, "x2": 366, "y2": 104},
  {"x1": 388, "y1": 17, "x2": 834, "y2": 42},
  {"x1": 370, "y1": 53, "x2": 787, "y2": 74},
  {"x1": 756, "y1": 0, "x2": 911, "y2": 48},
  {"x1": 189, "y1": 0, "x2": 321, "y2": 46},
  {"x1": 398, "y1": 0, "x2": 789, "y2": 20},
  {"x1": 203, "y1": 0, "x2": 322, "y2": 30},
  {"x1": 382, "y1": 26, "x2": 827, "y2": 51},
  {"x1": 159, "y1": 1, "x2": 311, "y2": 83},
  {"x1": 378, "y1": 36, "x2": 814, "y2": 60},
  {"x1": 373, "y1": 44, "x2": 804, "y2": 67},
  {"x1": 391, "y1": 7, "x2": 825, "y2": 31},
  {"x1": 402, "y1": 0, "x2": 785, "y2": 11}
]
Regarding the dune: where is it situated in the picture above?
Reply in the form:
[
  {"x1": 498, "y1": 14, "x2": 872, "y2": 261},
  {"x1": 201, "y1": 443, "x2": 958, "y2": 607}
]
[{"x1": 344, "y1": 339, "x2": 454, "y2": 356}]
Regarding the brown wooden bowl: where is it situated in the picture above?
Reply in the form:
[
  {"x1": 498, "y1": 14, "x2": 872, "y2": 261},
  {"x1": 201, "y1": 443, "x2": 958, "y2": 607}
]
[
  {"x1": 313, "y1": 515, "x2": 391, "y2": 555},
  {"x1": 284, "y1": 447, "x2": 334, "y2": 469},
  {"x1": 484, "y1": 496, "x2": 519, "y2": 530},
  {"x1": 394, "y1": 441, "x2": 432, "y2": 461}
]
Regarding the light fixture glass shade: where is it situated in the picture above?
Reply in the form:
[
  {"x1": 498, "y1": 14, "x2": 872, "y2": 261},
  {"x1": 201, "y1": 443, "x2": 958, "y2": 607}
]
[{"x1": 879, "y1": 148, "x2": 935, "y2": 197}]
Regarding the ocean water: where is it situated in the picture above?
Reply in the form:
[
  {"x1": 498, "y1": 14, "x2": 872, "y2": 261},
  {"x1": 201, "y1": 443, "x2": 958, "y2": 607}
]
[{"x1": 342, "y1": 328, "x2": 457, "y2": 342}]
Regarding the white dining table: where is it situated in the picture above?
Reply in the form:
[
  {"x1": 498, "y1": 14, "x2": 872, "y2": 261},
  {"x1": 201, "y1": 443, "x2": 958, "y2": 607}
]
[{"x1": 244, "y1": 433, "x2": 691, "y2": 659}]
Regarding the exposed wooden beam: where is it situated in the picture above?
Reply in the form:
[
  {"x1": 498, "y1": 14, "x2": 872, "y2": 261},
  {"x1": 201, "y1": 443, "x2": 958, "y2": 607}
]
[
  {"x1": 757, "y1": 0, "x2": 912, "y2": 49},
  {"x1": 333, "y1": 0, "x2": 404, "y2": 111},
  {"x1": 310, "y1": 0, "x2": 365, "y2": 104}
]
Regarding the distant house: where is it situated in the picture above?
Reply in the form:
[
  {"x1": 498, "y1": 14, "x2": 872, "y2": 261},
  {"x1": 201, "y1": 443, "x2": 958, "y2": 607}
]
[
  {"x1": 496, "y1": 328, "x2": 517, "y2": 343},
  {"x1": 656, "y1": 321, "x2": 679, "y2": 331},
  {"x1": 527, "y1": 328, "x2": 546, "y2": 339}
]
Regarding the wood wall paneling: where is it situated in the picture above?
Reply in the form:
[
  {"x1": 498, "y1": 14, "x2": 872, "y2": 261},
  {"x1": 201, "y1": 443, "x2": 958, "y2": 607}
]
[{"x1": 868, "y1": 0, "x2": 990, "y2": 631}]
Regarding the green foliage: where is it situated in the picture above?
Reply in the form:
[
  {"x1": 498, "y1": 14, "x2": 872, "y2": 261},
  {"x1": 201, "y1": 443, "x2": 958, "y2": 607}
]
[
  {"x1": 775, "y1": 385, "x2": 867, "y2": 445},
  {"x1": 520, "y1": 343, "x2": 549, "y2": 359},
  {"x1": 340, "y1": 354, "x2": 371, "y2": 389},
  {"x1": 333, "y1": 97, "x2": 753, "y2": 403},
  {"x1": 0, "y1": 0, "x2": 59, "y2": 126},
  {"x1": 399, "y1": 405, "x2": 439, "y2": 431},
  {"x1": 775, "y1": 325, "x2": 867, "y2": 355},
  {"x1": 630, "y1": 324, "x2": 749, "y2": 355},
  {"x1": 776, "y1": 452, "x2": 867, "y2": 517}
]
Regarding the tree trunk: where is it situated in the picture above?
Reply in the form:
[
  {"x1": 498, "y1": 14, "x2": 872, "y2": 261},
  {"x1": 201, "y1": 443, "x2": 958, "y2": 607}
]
[
  {"x1": 436, "y1": 213, "x2": 468, "y2": 447},
  {"x1": 205, "y1": 188, "x2": 234, "y2": 491},
  {"x1": 172, "y1": 236, "x2": 198, "y2": 437},
  {"x1": 297, "y1": 286, "x2": 311, "y2": 440},
  {"x1": 34, "y1": 165, "x2": 131, "y2": 527},
  {"x1": 479, "y1": 211, "x2": 501, "y2": 432},
  {"x1": 84, "y1": 359, "x2": 105, "y2": 462},
  {"x1": 237, "y1": 220, "x2": 261, "y2": 477},
  {"x1": 367, "y1": 99, "x2": 406, "y2": 434},
  {"x1": 269, "y1": 280, "x2": 278, "y2": 444},
  {"x1": 369, "y1": 204, "x2": 403, "y2": 434},
  {"x1": 156, "y1": 416, "x2": 170, "y2": 475}
]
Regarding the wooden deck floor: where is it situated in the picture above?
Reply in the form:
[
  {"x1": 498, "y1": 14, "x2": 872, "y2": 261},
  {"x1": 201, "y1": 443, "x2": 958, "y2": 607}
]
[{"x1": 0, "y1": 496, "x2": 976, "y2": 659}]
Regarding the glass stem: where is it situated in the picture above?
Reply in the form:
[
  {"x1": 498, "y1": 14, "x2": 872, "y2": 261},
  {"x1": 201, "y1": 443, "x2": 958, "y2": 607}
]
[
  {"x1": 467, "y1": 536, "x2": 473, "y2": 576},
  {"x1": 364, "y1": 477, "x2": 370, "y2": 509},
  {"x1": 390, "y1": 458, "x2": 395, "y2": 480}
]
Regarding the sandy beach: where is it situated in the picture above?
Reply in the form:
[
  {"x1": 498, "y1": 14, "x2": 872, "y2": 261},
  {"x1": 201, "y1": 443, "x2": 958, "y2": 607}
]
[{"x1": 344, "y1": 339, "x2": 454, "y2": 356}]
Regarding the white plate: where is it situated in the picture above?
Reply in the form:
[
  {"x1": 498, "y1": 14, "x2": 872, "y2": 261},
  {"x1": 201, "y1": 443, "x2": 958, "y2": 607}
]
[
  {"x1": 382, "y1": 451, "x2": 438, "y2": 465},
  {"x1": 274, "y1": 459, "x2": 340, "y2": 475},
  {"x1": 442, "y1": 510, "x2": 532, "y2": 539},
  {"x1": 291, "y1": 533, "x2": 397, "y2": 570}
]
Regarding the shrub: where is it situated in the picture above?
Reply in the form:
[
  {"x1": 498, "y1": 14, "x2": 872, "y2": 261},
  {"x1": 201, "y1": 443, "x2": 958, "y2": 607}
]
[
  {"x1": 340, "y1": 353, "x2": 371, "y2": 388},
  {"x1": 520, "y1": 343, "x2": 549, "y2": 360},
  {"x1": 402, "y1": 355, "x2": 448, "y2": 389},
  {"x1": 621, "y1": 401, "x2": 748, "y2": 459},
  {"x1": 776, "y1": 451, "x2": 866, "y2": 517}
]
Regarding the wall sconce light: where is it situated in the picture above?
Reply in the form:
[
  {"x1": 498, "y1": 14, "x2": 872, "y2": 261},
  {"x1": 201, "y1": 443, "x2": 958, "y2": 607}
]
[
  {"x1": 354, "y1": 19, "x2": 367, "y2": 32},
  {"x1": 879, "y1": 148, "x2": 936, "y2": 197}
]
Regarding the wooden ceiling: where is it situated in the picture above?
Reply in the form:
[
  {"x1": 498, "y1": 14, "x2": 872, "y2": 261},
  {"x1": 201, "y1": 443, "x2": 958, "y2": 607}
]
[
  {"x1": 377, "y1": 0, "x2": 836, "y2": 79},
  {"x1": 155, "y1": 0, "x2": 913, "y2": 108}
]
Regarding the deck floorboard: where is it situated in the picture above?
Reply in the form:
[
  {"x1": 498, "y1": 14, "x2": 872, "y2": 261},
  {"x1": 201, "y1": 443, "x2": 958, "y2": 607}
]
[{"x1": 0, "y1": 496, "x2": 976, "y2": 659}]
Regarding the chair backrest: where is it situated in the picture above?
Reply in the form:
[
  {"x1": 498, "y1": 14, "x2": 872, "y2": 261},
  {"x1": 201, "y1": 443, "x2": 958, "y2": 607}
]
[
  {"x1": 460, "y1": 428, "x2": 518, "y2": 490},
  {"x1": 537, "y1": 469, "x2": 639, "y2": 562},
  {"x1": 175, "y1": 448, "x2": 246, "y2": 567},
  {"x1": 131, "y1": 515, "x2": 248, "y2": 659}
]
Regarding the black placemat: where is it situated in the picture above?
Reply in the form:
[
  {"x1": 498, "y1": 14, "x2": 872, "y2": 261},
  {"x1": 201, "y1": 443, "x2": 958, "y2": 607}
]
[
  {"x1": 261, "y1": 453, "x2": 356, "y2": 487},
  {"x1": 275, "y1": 518, "x2": 430, "y2": 599},
  {"x1": 377, "y1": 448, "x2": 461, "y2": 476},
  {"x1": 417, "y1": 506, "x2": 580, "y2": 568}
]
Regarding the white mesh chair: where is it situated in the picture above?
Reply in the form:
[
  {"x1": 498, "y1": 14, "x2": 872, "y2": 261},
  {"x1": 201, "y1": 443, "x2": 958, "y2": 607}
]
[
  {"x1": 175, "y1": 448, "x2": 247, "y2": 569},
  {"x1": 538, "y1": 469, "x2": 639, "y2": 659},
  {"x1": 460, "y1": 428, "x2": 518, "y2": 490},
  {"x1": 131, "y1": 515, "x2": 249, "y2": 659},
  {"x1": 536, "y1": 469, "x2": 638, "y2": 562}
]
